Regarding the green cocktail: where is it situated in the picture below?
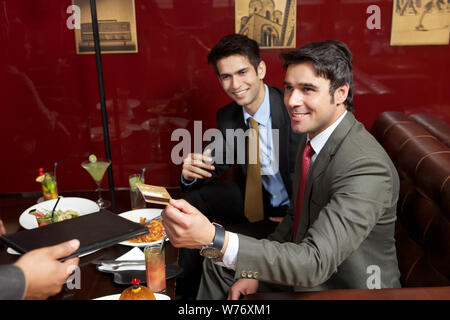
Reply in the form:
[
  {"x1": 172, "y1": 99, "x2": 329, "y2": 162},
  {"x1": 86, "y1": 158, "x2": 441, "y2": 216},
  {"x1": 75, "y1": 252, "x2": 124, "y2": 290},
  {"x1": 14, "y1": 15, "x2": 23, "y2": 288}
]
[
  {"x1": 81, "y1": 155, "x2": 111, "y2": 209},
  {"x1": 82, "y1": 161, "x2": 110, "y2": 183}
]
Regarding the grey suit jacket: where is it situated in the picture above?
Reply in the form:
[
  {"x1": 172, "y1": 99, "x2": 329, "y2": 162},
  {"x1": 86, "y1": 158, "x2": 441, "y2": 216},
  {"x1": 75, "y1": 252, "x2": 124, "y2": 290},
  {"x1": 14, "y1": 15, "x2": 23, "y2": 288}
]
[
  {"x1": 235, "y1": 112, "x2": 401, "y2": 290},
  {"x1": 0, "y1": 265, "x2": 25, "y2": 299}
]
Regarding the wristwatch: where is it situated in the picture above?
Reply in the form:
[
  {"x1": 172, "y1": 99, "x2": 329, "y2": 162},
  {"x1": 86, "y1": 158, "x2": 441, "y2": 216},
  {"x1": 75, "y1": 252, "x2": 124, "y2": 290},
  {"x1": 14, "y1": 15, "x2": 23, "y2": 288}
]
[{"x1": 199, "y1": 222, "x2": 225, "y2": 259}]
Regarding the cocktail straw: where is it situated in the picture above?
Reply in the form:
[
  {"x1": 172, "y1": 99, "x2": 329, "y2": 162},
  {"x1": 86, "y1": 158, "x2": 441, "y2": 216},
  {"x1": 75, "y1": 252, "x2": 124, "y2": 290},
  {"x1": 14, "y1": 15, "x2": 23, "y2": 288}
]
[
  {"x1": 140, "y1": 163, "x2": 154, "y2": 180},
  {"x1": 54, "y1": 158, "x2": 67, "y2": 178},
  {"x1": 51, "y1": 196, "x2": 61, "y2": 223}
]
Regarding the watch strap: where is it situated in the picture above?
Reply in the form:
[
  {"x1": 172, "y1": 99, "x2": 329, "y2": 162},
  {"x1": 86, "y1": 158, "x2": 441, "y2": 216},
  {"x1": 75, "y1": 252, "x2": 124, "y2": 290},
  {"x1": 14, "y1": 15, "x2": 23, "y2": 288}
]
[{"x1": 212, "y1": 222, "x2": 225, "y2": 250}]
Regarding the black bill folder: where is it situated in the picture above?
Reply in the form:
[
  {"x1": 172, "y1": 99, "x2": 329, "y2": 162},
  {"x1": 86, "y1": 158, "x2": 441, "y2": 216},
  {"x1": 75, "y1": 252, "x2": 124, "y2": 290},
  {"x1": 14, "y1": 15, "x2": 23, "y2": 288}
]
[{"x1": 0, "y1": 210, "x2": 149, "y2": 261}]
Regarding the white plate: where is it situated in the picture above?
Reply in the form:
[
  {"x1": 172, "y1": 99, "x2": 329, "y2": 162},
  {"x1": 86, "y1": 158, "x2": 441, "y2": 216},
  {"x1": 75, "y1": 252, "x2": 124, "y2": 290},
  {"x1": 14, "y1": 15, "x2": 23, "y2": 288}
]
[
  {"x1": 93, "y1": 293, "x2": 170, "y2": 300},
  {"x1": 118, "y1": 208, "x2": 164, "y2": 247},
  {"x1": 19, "y1": 197, "x2": 100, "y2": 230}
]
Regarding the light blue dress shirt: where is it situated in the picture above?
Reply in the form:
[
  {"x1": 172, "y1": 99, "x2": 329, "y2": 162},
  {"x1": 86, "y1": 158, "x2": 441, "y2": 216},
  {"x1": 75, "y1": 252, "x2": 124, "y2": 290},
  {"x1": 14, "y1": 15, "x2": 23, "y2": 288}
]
[
  {"x1": 242, "y1": 84, "x2": 289, "y2": 207},
  {"x1": 181, "y1": 84, "x2": 290, "y2": 208}
]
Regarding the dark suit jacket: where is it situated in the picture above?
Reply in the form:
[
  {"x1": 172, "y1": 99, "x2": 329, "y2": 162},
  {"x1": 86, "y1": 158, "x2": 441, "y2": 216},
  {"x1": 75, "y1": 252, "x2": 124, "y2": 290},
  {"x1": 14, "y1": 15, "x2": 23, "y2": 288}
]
[
  {"x1": 235, "y1": 112, "x2": 402, "y2": 289},
  {"x1": 182, "y1": 86, "x2": 302, "y2": 201}
]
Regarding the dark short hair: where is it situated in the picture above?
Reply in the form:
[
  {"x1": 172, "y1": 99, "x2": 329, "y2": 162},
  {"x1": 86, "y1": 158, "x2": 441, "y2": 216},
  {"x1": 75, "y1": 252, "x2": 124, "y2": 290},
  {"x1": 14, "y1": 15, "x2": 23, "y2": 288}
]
[
  {"x1": 207, "y1": 34, "x2": 261, "y2": 75},
  {"x1": 280, "y1": 40, "x2": 354, "y2": 111}
]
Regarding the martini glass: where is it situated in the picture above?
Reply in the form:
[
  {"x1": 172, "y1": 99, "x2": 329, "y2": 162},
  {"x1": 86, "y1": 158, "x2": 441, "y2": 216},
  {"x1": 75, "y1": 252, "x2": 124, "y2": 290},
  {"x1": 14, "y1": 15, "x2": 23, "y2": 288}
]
[{"x1": 81, "y1": 159, "x2": 111, "y2": 209}]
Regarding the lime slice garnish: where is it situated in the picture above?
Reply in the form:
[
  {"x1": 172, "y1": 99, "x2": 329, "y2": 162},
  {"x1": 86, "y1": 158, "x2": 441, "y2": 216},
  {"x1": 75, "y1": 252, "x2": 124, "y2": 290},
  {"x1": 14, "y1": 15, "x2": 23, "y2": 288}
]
[
  {"x1": 35, "y1": 175, "x2": 45, "y2": 183},
  {"x1": 88, "y1": 154, "x2": 97, "y2": 163},
  {"x1": 129, "y1": 176, "x2": 144, "y2": 190}
]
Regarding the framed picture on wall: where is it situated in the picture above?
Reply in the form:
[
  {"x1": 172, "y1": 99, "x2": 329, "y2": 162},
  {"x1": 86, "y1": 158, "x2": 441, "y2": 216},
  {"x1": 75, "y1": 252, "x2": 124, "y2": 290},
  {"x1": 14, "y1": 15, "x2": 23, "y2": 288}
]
[
  {"x1": 72, "y1": 0, "x2": 138, "y2": 54},
  {"x1": 235, "y1": 0, "x2": 297, "y2": 49},
  {"x1": 390, "y1": 0, "x2": 449, "y2": 46}
]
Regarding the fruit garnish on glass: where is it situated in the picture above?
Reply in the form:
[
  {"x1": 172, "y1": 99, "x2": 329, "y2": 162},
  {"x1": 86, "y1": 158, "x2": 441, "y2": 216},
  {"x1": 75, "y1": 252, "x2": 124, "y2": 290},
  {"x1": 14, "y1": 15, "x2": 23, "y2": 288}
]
[{"x1": 36, "y1": 168, "x2": 58, "y2": 201}]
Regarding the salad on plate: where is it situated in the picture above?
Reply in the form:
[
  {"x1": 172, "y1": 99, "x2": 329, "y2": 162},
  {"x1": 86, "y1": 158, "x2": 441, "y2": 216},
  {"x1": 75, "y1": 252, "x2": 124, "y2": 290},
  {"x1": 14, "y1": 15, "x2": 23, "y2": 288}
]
[{"x1": 28, "y1": 208, "x2": 80, "y2": 226}]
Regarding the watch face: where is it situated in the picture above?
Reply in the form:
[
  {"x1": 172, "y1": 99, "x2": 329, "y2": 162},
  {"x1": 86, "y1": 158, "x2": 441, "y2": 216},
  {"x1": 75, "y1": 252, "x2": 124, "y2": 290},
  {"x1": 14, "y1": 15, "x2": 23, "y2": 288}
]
[{"x1": 200, "y1": 247, "x2": 221, "y2": 259}]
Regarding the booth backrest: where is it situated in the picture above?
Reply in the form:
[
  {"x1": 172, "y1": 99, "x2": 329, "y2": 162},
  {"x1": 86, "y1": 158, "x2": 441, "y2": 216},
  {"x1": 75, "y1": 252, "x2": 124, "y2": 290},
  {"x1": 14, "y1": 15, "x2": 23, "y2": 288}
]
[
  {"x1": 372, "y1": 111, "x2": 450, "y2": 287},
  {"x1": 409, "y1": 113, "x2": 450, "y2": 148}
]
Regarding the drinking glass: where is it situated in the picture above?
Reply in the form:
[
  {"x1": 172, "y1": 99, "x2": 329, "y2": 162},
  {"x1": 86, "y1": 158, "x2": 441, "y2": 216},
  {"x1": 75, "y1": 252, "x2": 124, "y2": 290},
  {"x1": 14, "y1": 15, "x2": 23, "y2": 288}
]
[
  {"x1": 144, "y1": 244, "x2": 166, "y2": 293},
  {"x1": 81, "y1": 159, "x2": 111, "y2": 209},
  {"x1": 41, "y1": 173, "x2": 58, "y2": 201},
  {"x1": 129, "y1": 174, "x2": 146, "y2": 209}
]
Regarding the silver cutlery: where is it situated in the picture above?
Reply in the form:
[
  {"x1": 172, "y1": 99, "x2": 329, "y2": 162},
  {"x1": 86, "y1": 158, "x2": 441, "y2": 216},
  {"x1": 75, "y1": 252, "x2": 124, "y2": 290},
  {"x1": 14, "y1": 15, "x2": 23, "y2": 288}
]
[
  {"x1": 92, "y1": 259, "x2": 145, "y2": 265},
  {"x1": 92, "y1": 259, "x2": 145, "y2": 270}
]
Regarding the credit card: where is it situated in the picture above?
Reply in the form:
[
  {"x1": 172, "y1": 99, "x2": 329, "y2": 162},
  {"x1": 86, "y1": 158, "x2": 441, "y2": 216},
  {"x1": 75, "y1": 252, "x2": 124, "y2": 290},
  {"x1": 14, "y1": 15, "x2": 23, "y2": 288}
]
[{"x1": 136, "y1": 183, "x2": 171, "y2": 205}]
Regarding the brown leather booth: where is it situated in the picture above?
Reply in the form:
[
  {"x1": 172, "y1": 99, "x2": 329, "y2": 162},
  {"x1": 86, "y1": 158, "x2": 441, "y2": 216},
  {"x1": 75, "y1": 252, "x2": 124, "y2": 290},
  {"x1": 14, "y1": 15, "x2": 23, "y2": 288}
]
[
  {"x1": 372, "y1": 111, "x2": 450, "y2": 288},
  {"x1": 246, "y1": 111, "x2": 450, "y2": 300},
  {"x1": 409, "y1": 113, "x2": 450, "y2": 148}
]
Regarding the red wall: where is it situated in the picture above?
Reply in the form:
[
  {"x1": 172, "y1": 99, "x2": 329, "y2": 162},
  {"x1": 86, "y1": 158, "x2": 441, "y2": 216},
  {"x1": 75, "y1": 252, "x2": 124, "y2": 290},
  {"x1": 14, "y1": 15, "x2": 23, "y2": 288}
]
[{"x1": 0, "y1": 0, "x2": 449, "y2": 194}]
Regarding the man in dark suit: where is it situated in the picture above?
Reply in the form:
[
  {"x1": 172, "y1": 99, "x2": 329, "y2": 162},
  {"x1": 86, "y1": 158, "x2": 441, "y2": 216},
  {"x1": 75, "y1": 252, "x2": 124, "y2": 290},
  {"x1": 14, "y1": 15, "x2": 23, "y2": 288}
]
[
  {"x1": 164, "y1": 40, "x2": 401, "y2": 299},
  {"x1": 177, "y1": 34, "x2": 302, "y2": 299}
]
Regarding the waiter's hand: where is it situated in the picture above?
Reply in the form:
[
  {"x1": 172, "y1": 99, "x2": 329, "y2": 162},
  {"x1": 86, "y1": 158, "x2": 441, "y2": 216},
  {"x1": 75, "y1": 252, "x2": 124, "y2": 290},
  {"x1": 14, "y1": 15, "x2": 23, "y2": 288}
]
[
  {"x1": 181, "y1": 149, "x2": 215, "y2": 181},
  {"x1": 162, "y1": 199, "x2": 215, "y2": 249},
  {"x1": 228, "y1": 279, "x2": 259, "y2": 300},
  {"x1": 14, "y1": 239, "x2": 80, "y2": 300}
]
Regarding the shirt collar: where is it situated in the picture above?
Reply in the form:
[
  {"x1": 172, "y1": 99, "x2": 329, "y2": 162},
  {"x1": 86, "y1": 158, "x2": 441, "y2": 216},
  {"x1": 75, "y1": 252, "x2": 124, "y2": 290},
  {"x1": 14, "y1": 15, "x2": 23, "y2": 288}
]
[
  {"x1": 308, "y1": 110, "x2": 348, "y2": 156},
  {"x1": 243, "y1": 84, "x2": 270, "y2": 127}
]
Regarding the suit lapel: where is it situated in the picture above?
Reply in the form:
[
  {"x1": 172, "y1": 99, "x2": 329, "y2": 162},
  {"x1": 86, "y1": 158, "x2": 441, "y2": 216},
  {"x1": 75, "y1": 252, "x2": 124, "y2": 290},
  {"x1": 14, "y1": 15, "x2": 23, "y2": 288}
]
[
  {"x1": 291, "y1": 135, "x2": 307, "y2": 241},
  {"x1": 230, "y1": 103, "x2": 248, "y2": 174},
  {"x1": 229, "y1": 102, "x2": 247, "y2": 131},
  {"x1": 295, "y1": 112, "x2": 356, "y2": 241},
  {"x1": 310, "y1": 112, "x2": 356, "y2": 181}
]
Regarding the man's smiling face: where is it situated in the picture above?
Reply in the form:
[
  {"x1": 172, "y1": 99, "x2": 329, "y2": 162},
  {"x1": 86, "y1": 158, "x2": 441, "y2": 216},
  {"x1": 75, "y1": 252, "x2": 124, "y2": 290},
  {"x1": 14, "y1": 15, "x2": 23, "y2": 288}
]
[
  {"x1": 216, "y1": 54, "x2": 266, "y2": 115},
  {"x1": 283, "y1": 62, "x2": 348, "y2": 139}
]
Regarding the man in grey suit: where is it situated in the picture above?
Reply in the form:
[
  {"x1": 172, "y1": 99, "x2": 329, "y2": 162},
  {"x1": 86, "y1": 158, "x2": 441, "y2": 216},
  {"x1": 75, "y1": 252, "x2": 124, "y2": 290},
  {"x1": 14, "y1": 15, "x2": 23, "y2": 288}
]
[
  {"x1": 177, "y1": 34, "x2": 301, "y2": 299},
  {"x1": 162, "y1": 40, "x2": 401, "y2": 299}
]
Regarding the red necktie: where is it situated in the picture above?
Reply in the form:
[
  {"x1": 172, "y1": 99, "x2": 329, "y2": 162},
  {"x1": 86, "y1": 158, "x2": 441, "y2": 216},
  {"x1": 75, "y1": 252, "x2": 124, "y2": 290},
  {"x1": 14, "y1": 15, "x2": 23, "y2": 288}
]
[{"x1": 292, "y1": 142, "x2": 315, "y2": 241}]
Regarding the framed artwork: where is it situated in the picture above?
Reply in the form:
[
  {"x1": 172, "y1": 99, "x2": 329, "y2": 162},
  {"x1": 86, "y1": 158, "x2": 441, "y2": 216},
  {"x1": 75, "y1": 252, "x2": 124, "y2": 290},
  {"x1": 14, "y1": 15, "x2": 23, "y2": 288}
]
[
  {"x1": 390, "y1": 0, "x2": 449, "y2": 46},
  {"x1": 235, "y1": 0, "x2": 297, "y2": 49},
  {"x1": 73, "y1": 0, "x2": 138, "y2": 54}
]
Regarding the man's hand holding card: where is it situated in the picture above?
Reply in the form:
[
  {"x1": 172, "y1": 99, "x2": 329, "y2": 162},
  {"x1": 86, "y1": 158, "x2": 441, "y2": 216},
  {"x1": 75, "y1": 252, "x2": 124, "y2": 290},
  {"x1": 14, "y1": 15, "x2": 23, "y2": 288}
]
[{"x1": 137, "y1": 184, "x2": 219, "y2": 250}]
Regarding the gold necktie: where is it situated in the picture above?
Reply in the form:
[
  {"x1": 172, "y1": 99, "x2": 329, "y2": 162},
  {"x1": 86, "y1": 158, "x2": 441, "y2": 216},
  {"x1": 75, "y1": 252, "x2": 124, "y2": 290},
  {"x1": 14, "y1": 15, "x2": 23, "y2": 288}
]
[{"x1": 244, "y1": 118, "x2": 264, "y2": 222}]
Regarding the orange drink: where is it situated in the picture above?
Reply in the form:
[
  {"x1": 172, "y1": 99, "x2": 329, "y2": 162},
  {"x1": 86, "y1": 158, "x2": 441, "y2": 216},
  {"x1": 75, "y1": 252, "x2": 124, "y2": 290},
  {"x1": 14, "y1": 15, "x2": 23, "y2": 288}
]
[{"x1": 144, "y1": 244, "x2": 166, "y2": 293}]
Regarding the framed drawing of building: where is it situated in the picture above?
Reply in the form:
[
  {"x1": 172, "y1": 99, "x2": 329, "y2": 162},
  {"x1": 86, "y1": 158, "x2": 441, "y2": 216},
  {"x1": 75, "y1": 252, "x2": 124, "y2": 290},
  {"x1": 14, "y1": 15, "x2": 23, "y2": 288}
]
[
  {"x1": 390, "y1": 0, "x2": 449, "y2": 46},
  {"x1": 73, "y1": 0, "x2": 138, "y2": 54},
  {"x1": 235, "y1": 0, "x2": 297, "y2": 49}
]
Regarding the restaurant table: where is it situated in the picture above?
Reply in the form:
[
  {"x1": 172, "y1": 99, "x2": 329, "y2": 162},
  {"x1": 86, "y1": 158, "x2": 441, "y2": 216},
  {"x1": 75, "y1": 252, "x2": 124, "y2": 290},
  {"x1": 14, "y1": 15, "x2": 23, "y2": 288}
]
[
  {"x1": 245, "y1": 286, "x2": 450, "y2": 300},
  {"x1": 0, "y1": 188, "x2": 181, "y2": 300}
]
